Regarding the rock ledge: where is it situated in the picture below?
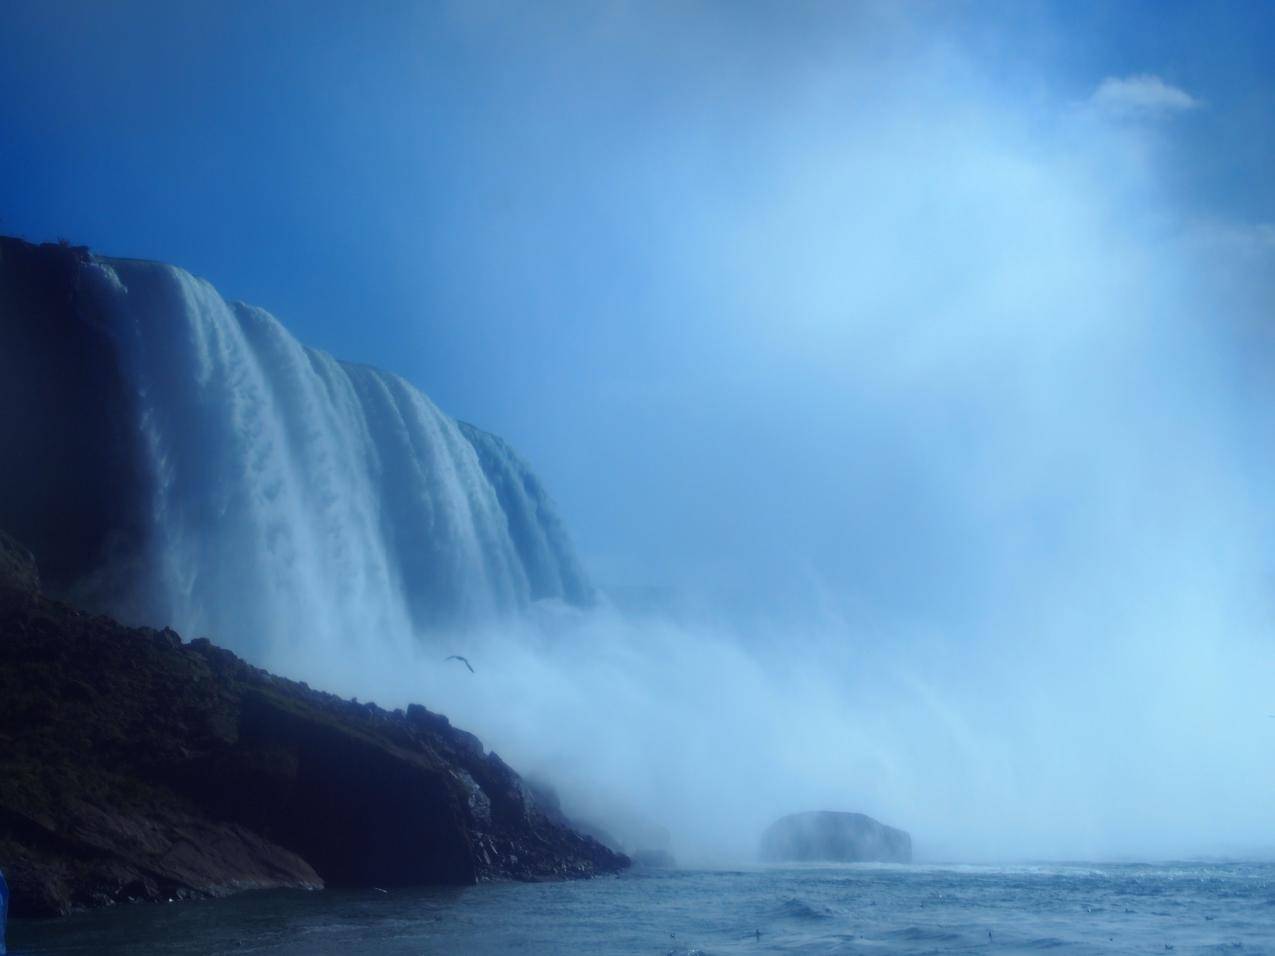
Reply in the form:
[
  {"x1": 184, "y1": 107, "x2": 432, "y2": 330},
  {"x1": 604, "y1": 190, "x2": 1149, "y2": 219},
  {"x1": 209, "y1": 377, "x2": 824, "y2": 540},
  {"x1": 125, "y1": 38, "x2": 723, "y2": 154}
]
[{"x1": 0, "y1": 562, "x2": 626, "y2": 917}]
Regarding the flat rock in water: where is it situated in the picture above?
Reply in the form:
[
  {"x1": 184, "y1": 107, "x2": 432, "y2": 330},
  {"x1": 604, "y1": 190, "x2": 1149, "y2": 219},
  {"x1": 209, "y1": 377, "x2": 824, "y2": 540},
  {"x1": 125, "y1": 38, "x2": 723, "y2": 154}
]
[{"x1": 760, "y1": 811, "x2": 911, "y2": 863}]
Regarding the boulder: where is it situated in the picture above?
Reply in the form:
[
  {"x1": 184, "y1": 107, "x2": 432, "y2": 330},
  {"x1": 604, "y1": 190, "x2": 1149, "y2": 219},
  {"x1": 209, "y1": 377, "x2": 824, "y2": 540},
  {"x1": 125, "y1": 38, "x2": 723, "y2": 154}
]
[{"x1": 760, "y1": 811, "x2": 911, "y2": 863}]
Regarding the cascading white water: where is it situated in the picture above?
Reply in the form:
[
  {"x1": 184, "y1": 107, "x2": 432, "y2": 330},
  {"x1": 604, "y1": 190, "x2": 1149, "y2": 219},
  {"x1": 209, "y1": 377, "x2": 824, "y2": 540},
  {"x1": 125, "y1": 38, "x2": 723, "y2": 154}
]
[{"x1": 80, "y1": 257, "x2": 589, "y2": 674}]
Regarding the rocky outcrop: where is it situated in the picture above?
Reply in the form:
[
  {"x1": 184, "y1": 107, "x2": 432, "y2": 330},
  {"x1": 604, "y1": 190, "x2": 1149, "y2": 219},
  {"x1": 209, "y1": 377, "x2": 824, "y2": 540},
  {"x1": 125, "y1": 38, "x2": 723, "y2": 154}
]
[
  {"x1": 0, "y1": 238, "x2": 149, "y2": 607},
  {"x1": 760, "y1": 811, "x2": 912, "y2": 864},
  {"x1": 629, "y1": 849, "x2": 676, "y2": 868},
  {"x1": 0, "y1": 558, "x2": 626, "y2": 917}
]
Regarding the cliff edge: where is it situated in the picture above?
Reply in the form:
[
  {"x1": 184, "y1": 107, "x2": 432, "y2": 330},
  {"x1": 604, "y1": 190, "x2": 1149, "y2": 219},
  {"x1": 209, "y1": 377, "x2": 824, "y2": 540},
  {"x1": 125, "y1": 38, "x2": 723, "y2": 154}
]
[{"x1": 0, "y1": 537, "x2": 626, "y2": 917}]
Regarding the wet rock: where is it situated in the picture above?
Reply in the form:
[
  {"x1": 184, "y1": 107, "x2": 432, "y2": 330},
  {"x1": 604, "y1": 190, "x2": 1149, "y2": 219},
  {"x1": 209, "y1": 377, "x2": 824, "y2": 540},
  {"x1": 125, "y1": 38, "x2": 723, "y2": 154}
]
[
  {"x1": 0, "y1": 237, "x2": 149, "y2": 608},
  {"x1": 760, "y1": 811, "x2": 911, "y2": 863},
  {"x1": 0, "y1": 556, "x2": 627, "y2": 917}
]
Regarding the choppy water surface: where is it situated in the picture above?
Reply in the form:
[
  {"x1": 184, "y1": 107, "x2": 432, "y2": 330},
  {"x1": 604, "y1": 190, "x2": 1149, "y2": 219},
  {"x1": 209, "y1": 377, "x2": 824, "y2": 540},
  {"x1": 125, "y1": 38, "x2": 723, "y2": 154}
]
[{"x1": 9, "y1": 862, "x2": 1274, "y2": 955}]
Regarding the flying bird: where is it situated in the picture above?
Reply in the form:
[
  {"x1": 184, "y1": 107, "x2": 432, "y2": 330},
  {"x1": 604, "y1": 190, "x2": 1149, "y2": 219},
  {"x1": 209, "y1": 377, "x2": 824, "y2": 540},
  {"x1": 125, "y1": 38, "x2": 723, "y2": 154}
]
[{"x1": 444, "y1": 654, "x2": 475, "y2": 674}]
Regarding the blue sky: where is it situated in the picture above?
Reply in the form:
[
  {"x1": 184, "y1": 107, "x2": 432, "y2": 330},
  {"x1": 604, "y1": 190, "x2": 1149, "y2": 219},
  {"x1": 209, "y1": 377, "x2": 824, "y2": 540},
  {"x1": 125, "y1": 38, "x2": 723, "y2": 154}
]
[{"x1": 2, "y1": 1, "x2": 1273, "y2": 613}]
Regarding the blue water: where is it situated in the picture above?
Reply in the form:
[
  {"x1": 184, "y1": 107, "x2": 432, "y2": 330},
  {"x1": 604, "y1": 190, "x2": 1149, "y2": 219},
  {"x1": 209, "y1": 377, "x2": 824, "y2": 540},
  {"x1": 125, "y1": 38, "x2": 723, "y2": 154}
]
[{"x1": 8, "y1": 862, "x2": 1274, "y2": 954}]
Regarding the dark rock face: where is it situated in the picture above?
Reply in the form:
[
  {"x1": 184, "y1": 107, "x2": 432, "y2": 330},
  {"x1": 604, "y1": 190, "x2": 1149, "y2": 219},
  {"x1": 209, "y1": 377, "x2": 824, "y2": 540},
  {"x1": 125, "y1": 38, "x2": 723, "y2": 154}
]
[
  {"x1": 760, "y1": 812, "x2": 912, "y2": 864},
  {"x1": 0, "y1": 238, "x2": 150, "y2": 608},
  {"x1": 0, "y1": 532, "x2": 39, "y2": 595},
  {"x1": 0, "y1": 565, "x2": 626, "y2": 917}
]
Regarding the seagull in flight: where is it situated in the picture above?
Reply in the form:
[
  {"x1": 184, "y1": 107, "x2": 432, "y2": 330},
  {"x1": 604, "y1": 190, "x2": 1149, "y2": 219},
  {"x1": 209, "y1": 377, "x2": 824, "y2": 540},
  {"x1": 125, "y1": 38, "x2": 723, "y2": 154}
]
[{"x1": 444, "y1": 654, "x2": 475, "y2": 674}]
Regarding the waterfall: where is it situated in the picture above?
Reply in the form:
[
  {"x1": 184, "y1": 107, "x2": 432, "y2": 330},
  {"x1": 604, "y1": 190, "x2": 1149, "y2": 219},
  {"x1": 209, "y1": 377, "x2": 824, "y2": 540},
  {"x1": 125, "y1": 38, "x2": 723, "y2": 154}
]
[{"x1": 75, "y1": 256, "x2": 589, "y2": 670}]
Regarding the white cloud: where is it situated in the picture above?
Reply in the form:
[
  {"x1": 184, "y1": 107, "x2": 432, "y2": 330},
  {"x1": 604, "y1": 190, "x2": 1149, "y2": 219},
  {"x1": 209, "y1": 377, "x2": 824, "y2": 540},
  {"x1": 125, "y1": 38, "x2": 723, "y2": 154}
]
[
  {"x1": 1090, "y1": 73, "x2": 1201, "y2": 117},
  {"x1": 1187, "y1": 219, "x2": 1275, "y2": 262}
]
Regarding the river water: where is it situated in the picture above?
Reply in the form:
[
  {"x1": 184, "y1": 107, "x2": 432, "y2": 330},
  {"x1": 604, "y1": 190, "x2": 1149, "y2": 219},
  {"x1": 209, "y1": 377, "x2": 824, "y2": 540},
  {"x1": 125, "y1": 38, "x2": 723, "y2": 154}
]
[{"x1": 8, "y1": 861, "x2": 1274, "y2": 954}]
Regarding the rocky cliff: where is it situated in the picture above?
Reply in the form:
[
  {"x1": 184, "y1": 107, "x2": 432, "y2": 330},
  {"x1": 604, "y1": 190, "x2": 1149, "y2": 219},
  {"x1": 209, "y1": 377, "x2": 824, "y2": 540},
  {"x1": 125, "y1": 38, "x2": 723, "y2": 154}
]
[
  {"x1": 760, "y1": 811, "x2": 912, "y2": 864},
  {"x1": 0, "y1": 534, "x2": 626, "y2": 918},
  {"x1": 0, "y1": 240, "x2": 149, "y2": 607}
]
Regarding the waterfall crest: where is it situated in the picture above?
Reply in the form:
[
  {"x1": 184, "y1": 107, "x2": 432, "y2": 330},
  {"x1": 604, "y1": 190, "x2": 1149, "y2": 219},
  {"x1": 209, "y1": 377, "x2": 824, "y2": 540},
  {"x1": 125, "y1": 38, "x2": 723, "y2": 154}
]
[{"x1": 73, "y1": 255, "x2": 589, "y2": 666}]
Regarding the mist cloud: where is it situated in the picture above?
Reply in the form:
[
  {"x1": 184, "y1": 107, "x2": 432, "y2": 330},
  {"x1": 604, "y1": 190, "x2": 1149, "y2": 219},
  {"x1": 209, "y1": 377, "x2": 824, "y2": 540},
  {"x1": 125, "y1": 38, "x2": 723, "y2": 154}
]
[
  {"x1": 316, "y1": 10, "x2": 1275, "y2": 865},
  {"x1": 1090, "y1": 73, "x2": 1201, "y2": 117}
]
